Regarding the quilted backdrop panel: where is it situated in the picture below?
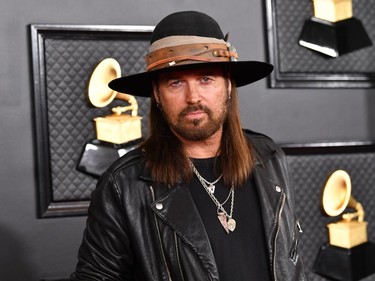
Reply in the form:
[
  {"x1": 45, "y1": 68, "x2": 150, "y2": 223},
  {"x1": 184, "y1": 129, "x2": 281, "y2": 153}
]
[
  {"x1": 44, "y1": 33, "x2": 151, "y2": 202},
  {"x1": 287, "y1": 152, "x2": 375, "y2": 281},
  {"x1": 273, "y1": 0, "x2": 375, "y2": 73}
]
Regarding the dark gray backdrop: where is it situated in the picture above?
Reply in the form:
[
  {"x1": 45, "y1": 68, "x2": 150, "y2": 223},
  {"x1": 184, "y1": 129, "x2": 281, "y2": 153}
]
[{"x1": 1, "y1": 0, "x2": 375, "y2": 280}]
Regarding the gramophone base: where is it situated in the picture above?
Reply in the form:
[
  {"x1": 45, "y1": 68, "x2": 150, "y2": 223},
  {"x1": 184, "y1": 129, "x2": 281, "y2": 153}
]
[
  {"x1": 313, "y1": 242, "x2": 375, "y2": 281},
  {"x1": 328, "y1": 221, "x2": 368, "y2": 248},
  {"x1": 76, "y1": 138, "x2": 142, "y2": 177},
  {"x1": 299, "y1": 17, "x2": 372, "y2": 57},
  {"x1": 95, "y1": 115, "x2": 142, "y2": 144}
]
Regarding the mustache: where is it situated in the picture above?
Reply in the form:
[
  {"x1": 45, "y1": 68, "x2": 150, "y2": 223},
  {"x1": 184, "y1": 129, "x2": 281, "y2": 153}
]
[{"x1": 179, "y1": 104, "x2": 211, "y2": 117}]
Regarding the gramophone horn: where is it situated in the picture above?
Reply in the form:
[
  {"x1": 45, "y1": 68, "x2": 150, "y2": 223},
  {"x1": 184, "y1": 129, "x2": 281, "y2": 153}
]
[
  {"x1": 88, "y1": 58, "x2": 120, "y2": 107},
  {"x1": 322, "y1": 169, "x2": 364, "y2": 222},
  {"x1": 322, "y1": 170, "x2": 352, "y2": 217},
  {"x1": 88, "y1": 58, "x2": 136, "y2": 109}
]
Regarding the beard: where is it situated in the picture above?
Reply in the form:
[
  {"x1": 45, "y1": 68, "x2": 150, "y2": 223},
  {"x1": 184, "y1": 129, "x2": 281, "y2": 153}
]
[{"x1": 160, "y1": 98, "x2": 229, "y2": 141}]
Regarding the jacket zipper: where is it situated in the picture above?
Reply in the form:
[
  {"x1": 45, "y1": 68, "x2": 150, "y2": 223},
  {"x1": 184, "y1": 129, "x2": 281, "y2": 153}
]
[
  {"x1": 150, "y1": 185, "x2": 172, "y2": 281},
  {"x1": 174, "y1": 232, "x2": 186, "y2": 281},
  {"x1": 272, "y1": 191, "x2": 286, "y2": 281}
]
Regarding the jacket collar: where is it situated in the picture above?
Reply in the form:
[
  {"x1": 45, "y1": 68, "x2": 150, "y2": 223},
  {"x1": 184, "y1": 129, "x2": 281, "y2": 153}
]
[{"x1": 243, "y1": 129, "x2": 278, "y2": 166}]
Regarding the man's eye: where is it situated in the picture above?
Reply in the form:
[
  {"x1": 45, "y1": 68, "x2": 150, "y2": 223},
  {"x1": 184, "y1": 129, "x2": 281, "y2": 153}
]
[
  {"x1": 201, "y1": 76, "x2": 213, "y2": 83},
  {"x1": 170, "y1": 80, "x2": 181, "y2": 87}
]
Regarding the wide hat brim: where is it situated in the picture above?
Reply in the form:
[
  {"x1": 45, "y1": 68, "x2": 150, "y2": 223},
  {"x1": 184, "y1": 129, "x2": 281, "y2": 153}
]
[{"x1": 109, "y1": 60, "x2": 273, "y2": 98}]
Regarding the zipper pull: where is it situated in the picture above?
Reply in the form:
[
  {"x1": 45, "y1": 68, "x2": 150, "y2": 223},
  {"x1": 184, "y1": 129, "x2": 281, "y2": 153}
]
[{"x1": 296, "y1": 220, "x2": 303, "y2": 233}]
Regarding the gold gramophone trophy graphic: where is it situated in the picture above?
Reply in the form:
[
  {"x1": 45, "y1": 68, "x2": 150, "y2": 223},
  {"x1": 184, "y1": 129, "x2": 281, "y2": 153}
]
[
  {"x1": 76, "y1": 58, "x2": 142, "y2": 177},
  {"x1": 314, "y1": 170, "x2": 375, "y2": 281},
  {"x1": 298, "y1": 0, "x2": 372, "y2": 57}
]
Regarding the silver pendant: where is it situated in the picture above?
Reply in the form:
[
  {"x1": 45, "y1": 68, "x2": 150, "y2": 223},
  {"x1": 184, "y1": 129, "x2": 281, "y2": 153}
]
[
  {"x1": 217, "y1": 212, "x2": 229, "y2": 234},
  {"x1": 208, "y1": 184, "x2": 215, "y2": 193},
  {"x1": 227, "y1": 218, "x2": 236, "y2": 232}
]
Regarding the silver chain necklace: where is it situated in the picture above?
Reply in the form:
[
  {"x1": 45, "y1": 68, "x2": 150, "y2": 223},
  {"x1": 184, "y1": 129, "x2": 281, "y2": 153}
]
[
  {"x1": 191, "y1": 163, "x2": 222, "y2": 194},
  {"x1": 189, "y1": 160, "x2": 236, "y2": 233}
]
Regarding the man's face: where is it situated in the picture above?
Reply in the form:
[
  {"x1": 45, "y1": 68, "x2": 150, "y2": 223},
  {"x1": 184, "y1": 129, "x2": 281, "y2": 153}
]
[{"x1": 153, "y1": 67, "x2": 231, "y2": 141}]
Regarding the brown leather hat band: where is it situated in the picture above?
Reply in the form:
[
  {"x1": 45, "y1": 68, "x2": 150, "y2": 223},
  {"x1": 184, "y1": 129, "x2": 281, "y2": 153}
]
[{"x1": 145, "y1": 43, "x2": 238, "y2": 71}]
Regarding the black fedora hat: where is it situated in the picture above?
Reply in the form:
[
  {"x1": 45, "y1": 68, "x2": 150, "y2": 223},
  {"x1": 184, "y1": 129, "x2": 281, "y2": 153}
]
[{"x1": 109, "y1": 11, "x2": 273, "y2": 97}]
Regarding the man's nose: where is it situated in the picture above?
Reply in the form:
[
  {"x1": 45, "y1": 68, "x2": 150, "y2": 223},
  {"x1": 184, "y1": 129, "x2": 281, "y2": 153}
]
[{"x1": 185, "y1": 82, "x2": 201, "y2": 104}]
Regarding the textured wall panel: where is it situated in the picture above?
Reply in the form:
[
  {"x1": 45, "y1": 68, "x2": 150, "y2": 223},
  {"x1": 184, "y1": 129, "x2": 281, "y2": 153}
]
[
  {"x1": 31, "y1": 25, "x2": 153, "y2": 216},
  {"x1": 45, "y1": 38, "x2": 151, "y2": 201},
  {"x1": 287, "y1": 151, "x2": 375, "y2": 280},
  {"x1": 265, "y1": 0, "x2": 375, "y2": 87}
]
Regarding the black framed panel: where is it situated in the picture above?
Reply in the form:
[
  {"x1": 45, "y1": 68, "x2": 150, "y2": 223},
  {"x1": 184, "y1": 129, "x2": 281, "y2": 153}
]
[
  {"x1": 264, "y1": 0, "x2": 375, "y2": 88},
  {"x1": 30, "y1": 24, "x2": 153, "y2": 218},
  {"x1": 282, "y1": 141, "x2": 375, "y2": 280}
]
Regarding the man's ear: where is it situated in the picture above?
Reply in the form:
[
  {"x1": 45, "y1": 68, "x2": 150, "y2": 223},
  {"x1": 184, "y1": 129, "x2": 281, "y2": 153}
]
[
  {"x1": 152, "y1": 81, "x2": 160, "y2": 103},
  {"x1": 227, "y1": 78, "x2": 232, "y2": 98}
]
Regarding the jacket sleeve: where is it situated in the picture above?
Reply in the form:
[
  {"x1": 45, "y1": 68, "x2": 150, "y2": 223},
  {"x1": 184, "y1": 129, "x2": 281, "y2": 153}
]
[{"x1": 71, "y1": 171, "x2": 135, "y2": 280}]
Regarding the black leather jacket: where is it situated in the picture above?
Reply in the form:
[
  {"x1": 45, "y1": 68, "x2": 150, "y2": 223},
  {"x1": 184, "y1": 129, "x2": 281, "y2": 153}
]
[{"x1": 71, "y1": 130, "x2": 306, "y2": 280}]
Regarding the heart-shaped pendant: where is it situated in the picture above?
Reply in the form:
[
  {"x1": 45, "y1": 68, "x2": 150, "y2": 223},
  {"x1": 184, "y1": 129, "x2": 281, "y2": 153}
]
[{"x1": 227, "y1": 218, "x2": 236, "y2": 232}]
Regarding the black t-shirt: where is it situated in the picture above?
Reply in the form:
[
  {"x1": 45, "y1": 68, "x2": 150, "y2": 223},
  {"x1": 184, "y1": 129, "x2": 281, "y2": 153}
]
[{"x1": 189, "y1": 157, "x2": 272, "y2": 281}]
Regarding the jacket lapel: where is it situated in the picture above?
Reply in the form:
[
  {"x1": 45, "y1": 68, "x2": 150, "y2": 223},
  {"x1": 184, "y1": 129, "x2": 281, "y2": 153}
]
[
  {"x1": 252, "y1": 144, "x2": 287, "y2": 281},
  {"x1": 253, "y1": 164, "x2": 284, "y2": 241},
  {"x1": 150, "y1": 183, "x2": 219, "y2": 278}
]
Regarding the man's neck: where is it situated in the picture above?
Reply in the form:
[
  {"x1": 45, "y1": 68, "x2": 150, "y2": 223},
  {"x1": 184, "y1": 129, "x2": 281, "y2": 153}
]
[{"x1": 175, "y1": 129, "x2": 222, "y2": 159}]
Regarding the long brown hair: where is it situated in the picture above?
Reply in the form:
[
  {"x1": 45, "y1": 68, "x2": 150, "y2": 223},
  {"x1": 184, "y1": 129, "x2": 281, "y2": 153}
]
[{"x1": 140, "y1": 80, "x2": 256, "y2": 188}]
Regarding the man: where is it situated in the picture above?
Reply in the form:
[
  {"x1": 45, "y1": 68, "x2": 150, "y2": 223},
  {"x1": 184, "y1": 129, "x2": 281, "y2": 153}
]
[{"x1": 71, "y1": 11, "x2": 306, "y2": 281}]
